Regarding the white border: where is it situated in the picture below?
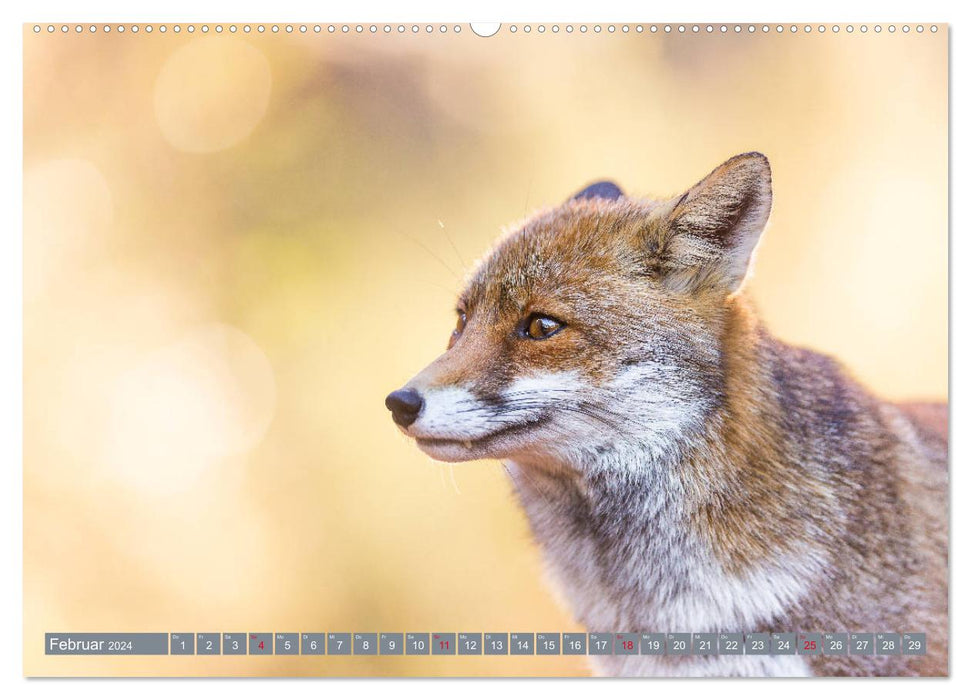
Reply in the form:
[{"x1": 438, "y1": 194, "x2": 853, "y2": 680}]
[{"x1": 2, "y1": 1, "x2": 964, "y2": 699}]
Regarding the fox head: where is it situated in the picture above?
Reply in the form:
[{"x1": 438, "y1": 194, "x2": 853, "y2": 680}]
[{"x1": 386, "y1": 153, "x2": 772, "y2": 465}]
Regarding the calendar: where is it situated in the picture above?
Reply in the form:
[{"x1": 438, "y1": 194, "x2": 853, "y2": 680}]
[
  {"x1": 21, "y1": 13, "x2": 949, "y2": 681},
  {"x1": 45, "y1": 631, "x2": 927, "y2": 657}
]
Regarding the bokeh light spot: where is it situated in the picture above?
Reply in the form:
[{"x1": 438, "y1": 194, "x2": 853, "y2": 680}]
[
  {"x1": 102, "y1": 324, "x2": 277, "y2": 495},
  {"x1": 24, "y1": 159, "x2": 113, "y2": 300},
  {"x1": 154, "y1": 37, "x2": 271, "y2": 153}
]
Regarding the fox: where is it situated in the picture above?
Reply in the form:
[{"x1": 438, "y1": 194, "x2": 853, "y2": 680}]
[{"x1": 385, "y1": 153, "x2": 948, "y2": 677}]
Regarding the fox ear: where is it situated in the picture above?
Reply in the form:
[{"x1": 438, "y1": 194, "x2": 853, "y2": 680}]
[
  {"x1": 658, "y1": 152, "x2": 772, "y2": 295},
  {"x1": 570, "y1": 180, "x2": 624, "y2": 202}
]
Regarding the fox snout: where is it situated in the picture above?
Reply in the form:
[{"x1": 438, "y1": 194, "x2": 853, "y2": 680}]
[{"x1": 385, "y1": 388, "x2": 424, "y2": 427}]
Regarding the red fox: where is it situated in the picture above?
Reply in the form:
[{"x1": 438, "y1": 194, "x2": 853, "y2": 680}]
[{"x1": 386, "y1": 153, "x2": 948, "y2": 676}]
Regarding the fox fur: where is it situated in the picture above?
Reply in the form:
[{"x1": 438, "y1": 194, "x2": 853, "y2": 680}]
[{"x1": 389, "y1": 153, "x2": 948, "y2": 677}]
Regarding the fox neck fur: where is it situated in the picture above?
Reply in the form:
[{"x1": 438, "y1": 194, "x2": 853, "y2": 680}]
[{"x1": 505, "y1": 297, "x2": 947, "y2": 676}]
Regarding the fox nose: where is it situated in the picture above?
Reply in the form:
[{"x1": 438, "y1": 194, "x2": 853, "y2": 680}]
[{"x1": 385, "y1": 388, "x2": 424, "y2": 428}]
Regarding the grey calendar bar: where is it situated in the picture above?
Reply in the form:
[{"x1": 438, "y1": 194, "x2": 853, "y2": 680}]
[{"x1": 44, "y1": 631, "x2": 928, "y2": 655}]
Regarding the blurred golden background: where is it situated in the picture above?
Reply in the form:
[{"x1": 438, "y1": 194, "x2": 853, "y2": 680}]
[{"x1": 23, "y1": 25, "x2": 947, "y2": 676}]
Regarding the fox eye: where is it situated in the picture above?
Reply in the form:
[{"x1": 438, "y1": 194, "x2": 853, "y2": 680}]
[
  {"x1": 523, "y1": 314, "x2": 564, "y2": 340},
  {"x1": 448, "y1": 310, "x2": 467, "y2": 348}
]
